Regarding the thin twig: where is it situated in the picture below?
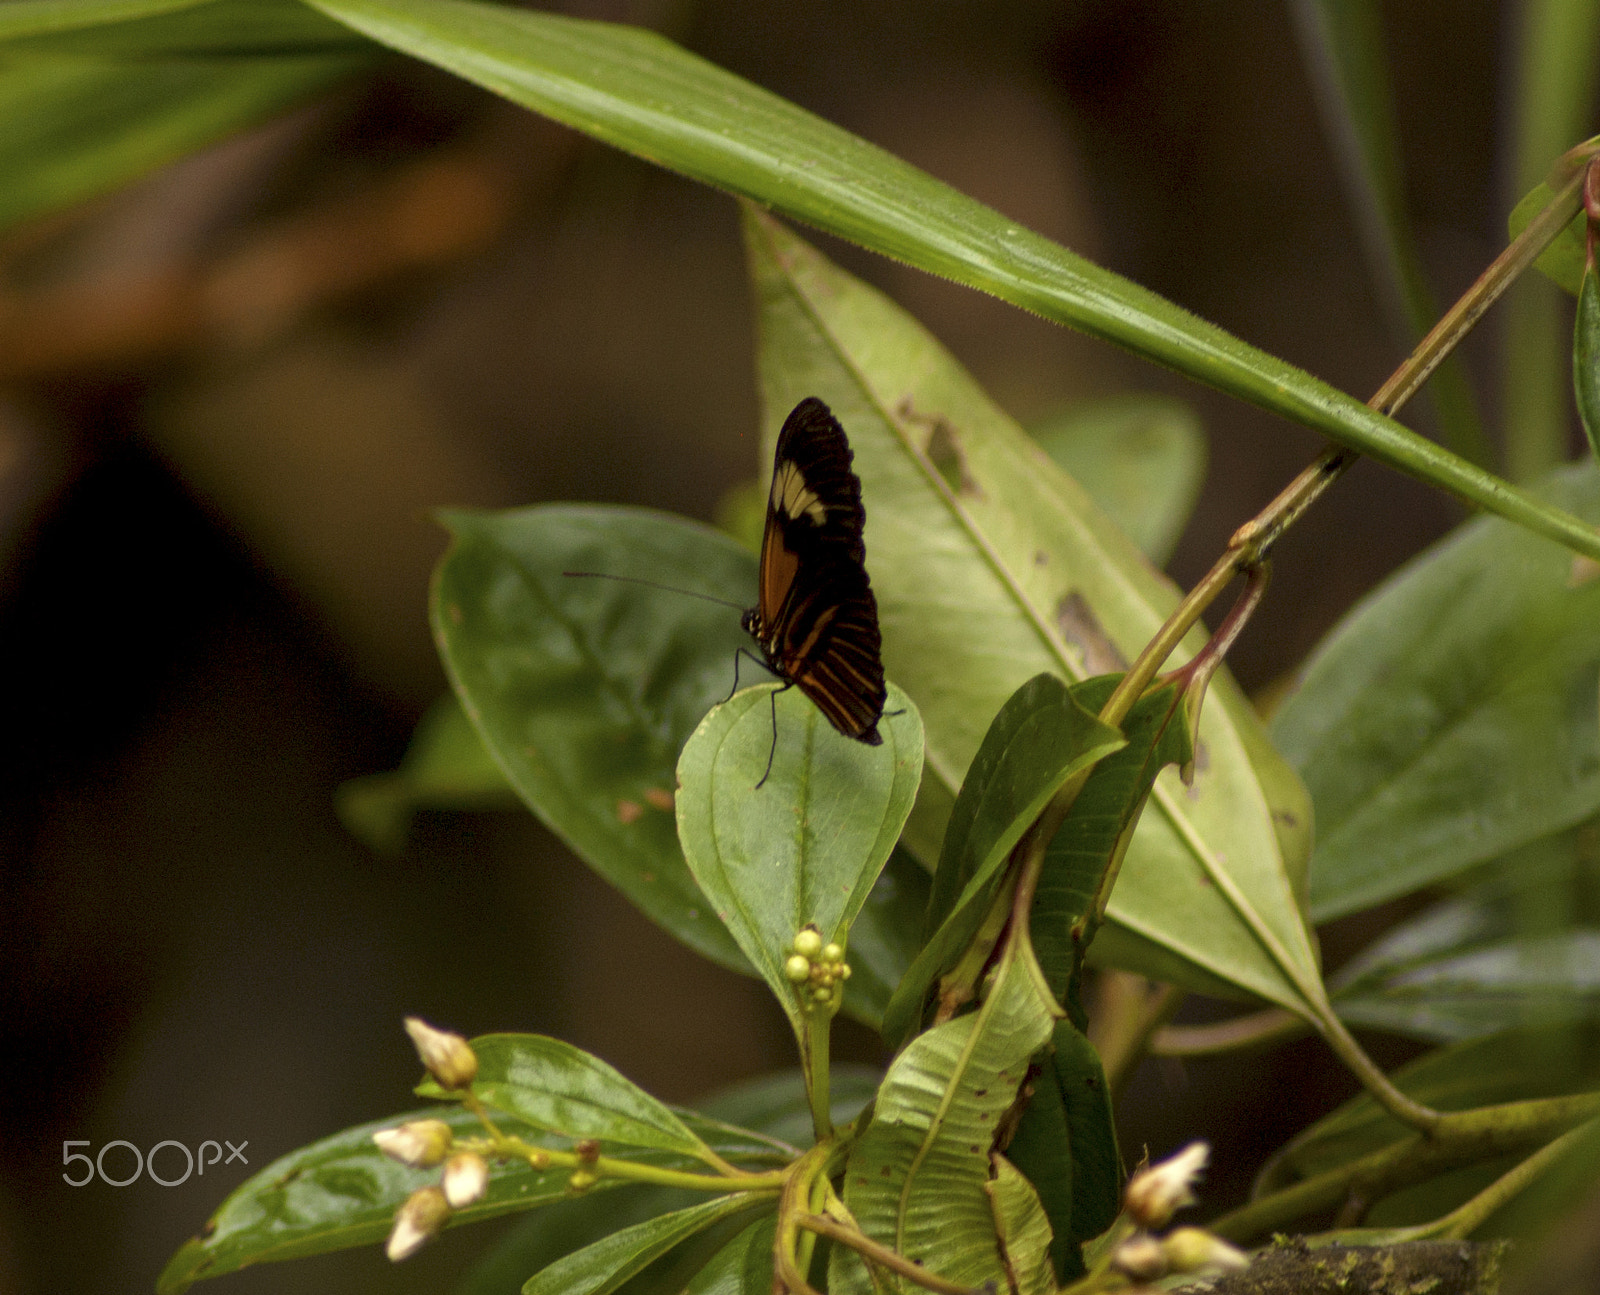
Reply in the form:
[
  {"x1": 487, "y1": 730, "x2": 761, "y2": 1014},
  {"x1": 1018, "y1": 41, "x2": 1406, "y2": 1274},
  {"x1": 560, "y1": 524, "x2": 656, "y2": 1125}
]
[{"x1": 797, "y1": 1212, "x2": 988, "y2": 1295}]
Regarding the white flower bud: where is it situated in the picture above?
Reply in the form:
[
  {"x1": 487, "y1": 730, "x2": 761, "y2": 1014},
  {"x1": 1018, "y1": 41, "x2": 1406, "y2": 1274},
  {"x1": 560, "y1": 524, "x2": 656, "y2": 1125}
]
[
  {"x1": 442, "y1": 1152, "x2": 490, "y2": 1208},
  {"x1": 1163, "y1": 1227, "x2": 1249, "y2": 1274},
  {"x1": 372, "y1": 1119, "x2": 453, "y2": 1167},
  {"x1": 386, "y1": 1186, "x2": 450, "y2": 1261},
  {"x1": 1110, "y1": 1234, "x2": 1167, "y2": 1282},
  {"x1": 1125, "y1": 1141, "x2": 1208, "y2": 1229},
  {"x1": 404, "y1": 1017, "x2": 478, "y2": 1090}
]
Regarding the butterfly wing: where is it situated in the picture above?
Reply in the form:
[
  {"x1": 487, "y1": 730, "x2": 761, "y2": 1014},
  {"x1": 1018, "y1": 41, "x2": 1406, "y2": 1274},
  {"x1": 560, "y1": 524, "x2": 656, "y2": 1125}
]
[{"x1": 752, "y1": 398, "x2": 887, "y2": 744}]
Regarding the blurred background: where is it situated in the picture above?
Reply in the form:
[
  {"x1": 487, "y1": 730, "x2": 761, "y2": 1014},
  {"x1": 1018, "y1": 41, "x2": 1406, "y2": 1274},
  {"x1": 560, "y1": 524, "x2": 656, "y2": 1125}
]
[{"x1": 0, "y1": 0, "x2": 1580, "y2": 1291}]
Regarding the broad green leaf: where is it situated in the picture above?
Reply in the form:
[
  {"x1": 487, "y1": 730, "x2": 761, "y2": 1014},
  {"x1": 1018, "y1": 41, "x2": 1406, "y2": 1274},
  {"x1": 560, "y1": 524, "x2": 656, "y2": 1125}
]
[
  {"x1": 1028, "y1": 396, "x2": 1207, "y2": 566},
  {"x1": 522, "y1": 1194, "x2": 770, "y2": 1295},
  {"x1": 831, "y1": 845, "x2": 929, "y2": 1034},
  {"x1": 1002, "y1": 1021, "x2": 1120, "y2": 1284},
  {"x1": 1254, "y1": 1023, "x2": 1600, "y2": 1199},
  {"x1": 337, "y1": 693, "x2": 516, "y2": 855},
  {"x1": 1287, "y1": 0, "x2": 1490, "y2": 466},
  {"x1": 985, "y1": 1156, "x2": 1056, "y2": 1295},
  {"x1": 151, "y1": 1105, "x2": 603, "y2": 1292},
  {"x1": 457, "y1": 1069, "x2": 875, "y2": 1295},
  {"x1": 675, "y1": 682, "x2": 922, "y2": 1035},
  {"x1": 0, "y1": 0, "x2": 207, "y2": 37},
  {"x1": 0, "y1": 46, "x2": 361, "y2": 234},
  {"x1": 1274, "y1": 463, "x2": 1600, "y2": 922},
  {"x1": 1510, "y1": 178, "x2": 1589, "y2": 296},
  {"x1": 745, "y1": 207, "x2": 1322, "y2": 1016},
  {"x1": 417, "y1": 1034, "x2": 716, "y2": 1161},
  {"x1": 1030, "y1": 678, "x2": 1194, "y2": 1024},
  {"x1": 431, "y1": 505, "x2": 753, "y2": 972},
  {"x1": 0, "y1": 0, "x2": 365, "y2": 53},
  {"x1": 301, "y1": 0, "x2": 1600, "y2": 559},
  {"x1": 1331, "y1": 831, "x2": 1600, "y2": 1041},
  {"x1": 1577, "y1": 266, "x2": 1600, "y2": 460},
  {"x1": 882, "y1": 673, "x2": 1124, "y2": 1048},
  {"x1": 831, "y1": 936, "x2": 1060, "y2": 1295},
  {"x1": 681, "y1": 1214, "x2": 775, "y2": 1295}
]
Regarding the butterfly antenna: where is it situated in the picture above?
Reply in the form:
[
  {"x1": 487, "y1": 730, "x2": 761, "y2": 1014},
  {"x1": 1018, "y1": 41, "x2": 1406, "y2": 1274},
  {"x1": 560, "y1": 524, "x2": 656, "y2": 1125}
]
[{"x1": 562, "y1": 570, "x2": 745, "y2": 611}]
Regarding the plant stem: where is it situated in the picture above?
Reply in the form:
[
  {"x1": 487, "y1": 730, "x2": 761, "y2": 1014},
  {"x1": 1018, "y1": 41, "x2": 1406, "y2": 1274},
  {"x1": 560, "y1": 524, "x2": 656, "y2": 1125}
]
[
  {"x1": 494, "y1": 1136, "x2": 789, "y2": 1193},
  {"x1": 797, "y1": 1213, "x2": 987, "y2": 1295},
  {"x1": 1084, "y1": 159, "x2": 1599, "y2": 1125},
  {"x1": 773, "y1": 1140, "x2": 838, "y2": 1295},
  {"x1": 807, "y1": 1008, "x2": 833, "y2": 1143},
  {"x1": 1209, "y1": 1092, "x2": 1600, "y2": 1242}
]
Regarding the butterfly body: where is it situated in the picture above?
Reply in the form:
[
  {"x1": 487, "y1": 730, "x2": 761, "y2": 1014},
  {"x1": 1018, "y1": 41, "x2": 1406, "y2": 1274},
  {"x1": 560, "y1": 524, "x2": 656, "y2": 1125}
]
[{"x1": 744, "y1": 397, "x2": 887, "y2": 746}]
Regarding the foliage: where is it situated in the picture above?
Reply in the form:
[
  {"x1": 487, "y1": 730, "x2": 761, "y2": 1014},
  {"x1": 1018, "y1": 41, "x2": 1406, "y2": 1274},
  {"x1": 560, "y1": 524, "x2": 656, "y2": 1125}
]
[{"x1": 5, "y1": 2, "x2": 1599, "y2": 1292}]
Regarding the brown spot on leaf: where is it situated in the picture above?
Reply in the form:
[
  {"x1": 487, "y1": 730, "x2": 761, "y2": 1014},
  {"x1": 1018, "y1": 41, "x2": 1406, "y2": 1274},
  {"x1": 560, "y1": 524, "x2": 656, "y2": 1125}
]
[
  {"x1": 1055, "y1": 591, "x2": 1128, "y2": 675},
  {"x1": 643, "y1": 787, "x2": 675, "y2": 812},
  {"x1": 616, "y1": 799, "x2": 643, "y2": 824}
]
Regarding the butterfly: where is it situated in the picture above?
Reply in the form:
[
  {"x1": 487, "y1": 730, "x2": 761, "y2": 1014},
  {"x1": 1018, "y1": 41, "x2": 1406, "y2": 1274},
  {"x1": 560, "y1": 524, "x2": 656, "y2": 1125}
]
[{"x1": 741, "y1": 397, "x2": 888, "y2": 754}]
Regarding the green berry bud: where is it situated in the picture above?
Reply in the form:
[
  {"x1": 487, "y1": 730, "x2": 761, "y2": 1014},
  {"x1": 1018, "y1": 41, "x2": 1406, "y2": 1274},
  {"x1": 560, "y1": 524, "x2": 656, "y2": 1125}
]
[
  {"x1": 792, "y1": 928, "x2": 824, "y2": 958},
  {"x1": 785, "y1": 954, "x2": 812, "y2": 982}
]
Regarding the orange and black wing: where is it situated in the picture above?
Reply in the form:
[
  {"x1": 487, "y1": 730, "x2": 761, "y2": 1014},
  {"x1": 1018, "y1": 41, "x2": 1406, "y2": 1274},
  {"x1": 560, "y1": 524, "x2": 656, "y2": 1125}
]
[{"x1": 748, "y1": 397, "x2": 887, "y2": 744}]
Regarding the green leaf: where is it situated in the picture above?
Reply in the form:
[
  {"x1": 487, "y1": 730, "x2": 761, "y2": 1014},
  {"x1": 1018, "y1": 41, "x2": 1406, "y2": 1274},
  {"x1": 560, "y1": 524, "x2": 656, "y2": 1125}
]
[
  {"x1": 522, "y1": 1194, "x2": 771, "y2": 1295},
  {"x1": 1330, "y1": 830, "x2": 1600, "y2": 1041},
  {"x1": 1001, "y1": 1021, "x2": 1120, "y2": 1284},
  {"x1": 832, "y1": 935, "x2": 1060, "y2": 1295},
  {"x1": 0, "y1": 0, "x2": 208, "y2": 38},
  {"x1": 418, "y1": 1034, "x2": 717, "y2": 1161},
  {"x1": 680, "y1": 1214, "x2": 776, "y2": 1295},
  {"x1": 157, "y1": 1105, "x2": 611, "y2": 1293},
  {"x1": 431, "y1": 504, "x2": 754, "y2": 973},
  {"x1": 1510, "y1": 178, "x2": 1589, "y2": 296},
  {"x1": 1028, "y1": 396, "x2": 1207, "y2": 566},
  {"x1": 1254, "y1": 1023, "x2": 1600, "y2": 1199},
  {"x1": 985, "y1": 1155, "x2": 1057, "y2": 1295},
  {"x1": 1274, "y1": 462, "x2": 1600, "y2": 922},
  {"x1": 833, "y1": 846, "x2": 929, "y2": 1034},
  {"x1": 457, "y1": 1070, "x2": 873, "y2": 1295},
  {"x1": 300, "y1": 0, "x2": 1600, "y2": 559},
  {"x1": 0, "y1": 44, "x2": 362, "y2": 234},
  {"x1": 337, "y1": 693, "x2": 516, "y2": 855},
  {"x1": 0, "y1": 0, "x2": 366, "y2": 53},
  {"x1": 745, "y1": 207, "x2": 1322, "y2": 1018},
  {"x1": 1287, "y1": 0, "x2": 1490, "y2": 466},
  {"x1": 675, "y1": 682, "x2": 922, "y2": 1035},
  {"x1": 1577, "y1": 265, "x2": 1600, "y2": 460},
  {"x1": 881, "y1": 673, "x2": 1124, "y2": 1048},
  {"x1": 1030, "y1": 678, "x2": 1193, "y2": 1024}
]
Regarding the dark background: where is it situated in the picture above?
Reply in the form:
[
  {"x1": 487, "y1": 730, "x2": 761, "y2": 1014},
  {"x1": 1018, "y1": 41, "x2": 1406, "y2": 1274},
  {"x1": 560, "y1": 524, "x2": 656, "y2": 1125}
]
[{"x1": 0, "y1": 1, "x2": 1575, "y2": 1292}]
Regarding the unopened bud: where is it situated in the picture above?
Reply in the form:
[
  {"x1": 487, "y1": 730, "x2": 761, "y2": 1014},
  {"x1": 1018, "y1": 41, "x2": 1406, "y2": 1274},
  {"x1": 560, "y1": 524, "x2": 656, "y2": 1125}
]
[
  {"x1": 442, "y1": 1152, "x2": 490, "y2": 1208},
  {"x1": 574, "y1": 1138, "x2": 600, "y2": 1163},
  {"x1": 386, "y1": 1186, "x2": 450, "y2": 1261},
  {"x1": 1125, "y1": 1141, "x2": 1208, "y2": 1229},
  {"x1": 821, "y1": 942, "x2": 845, "y2": 964},
  {"x1": 404, "y1": 1017, "x2": 478, "y2": 1090},
  {"x1": 373, "y1": 1119, "x2": 454, "y2": 1167},
  {"x1": 785, "y1": 954, "x2": 812, "y2": 983},
  {"x1": 1110, "y1": 1234, "x2": 1167, "y2": 1282},
  {"x1": 568, "y1": 1168, "x2": 598, "y2": 1192},
  {"x1": 1163, "y1": 1227, "x2": 1248, "y2": 1274},
  {"x1": 792, "y1": 927, "x2": 824, "y2": 958}
]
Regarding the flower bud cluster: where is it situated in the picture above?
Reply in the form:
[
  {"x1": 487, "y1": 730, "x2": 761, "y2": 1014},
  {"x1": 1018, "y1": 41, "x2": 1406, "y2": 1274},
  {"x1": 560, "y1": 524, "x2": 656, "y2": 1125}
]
[
  {"x1": 783, "y1": 925, "x2": 851, "y2": 1009},
  {"x1": 379, "y1": 1019, "x2": 489, "y2": 1261},
  {"x1": 1107, "y1": 1143, "x2": 1248, "y2": 1285}
]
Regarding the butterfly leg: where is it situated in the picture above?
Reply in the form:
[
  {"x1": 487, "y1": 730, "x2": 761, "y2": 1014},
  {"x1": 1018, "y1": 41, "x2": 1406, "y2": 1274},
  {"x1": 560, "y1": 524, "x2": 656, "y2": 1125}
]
[
  {"x1": 755, "y1": 682, "x2": 794, "y2": 790},
  {"x1": 723, "y1": 646, "x2": 773, "y2": 705}
]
